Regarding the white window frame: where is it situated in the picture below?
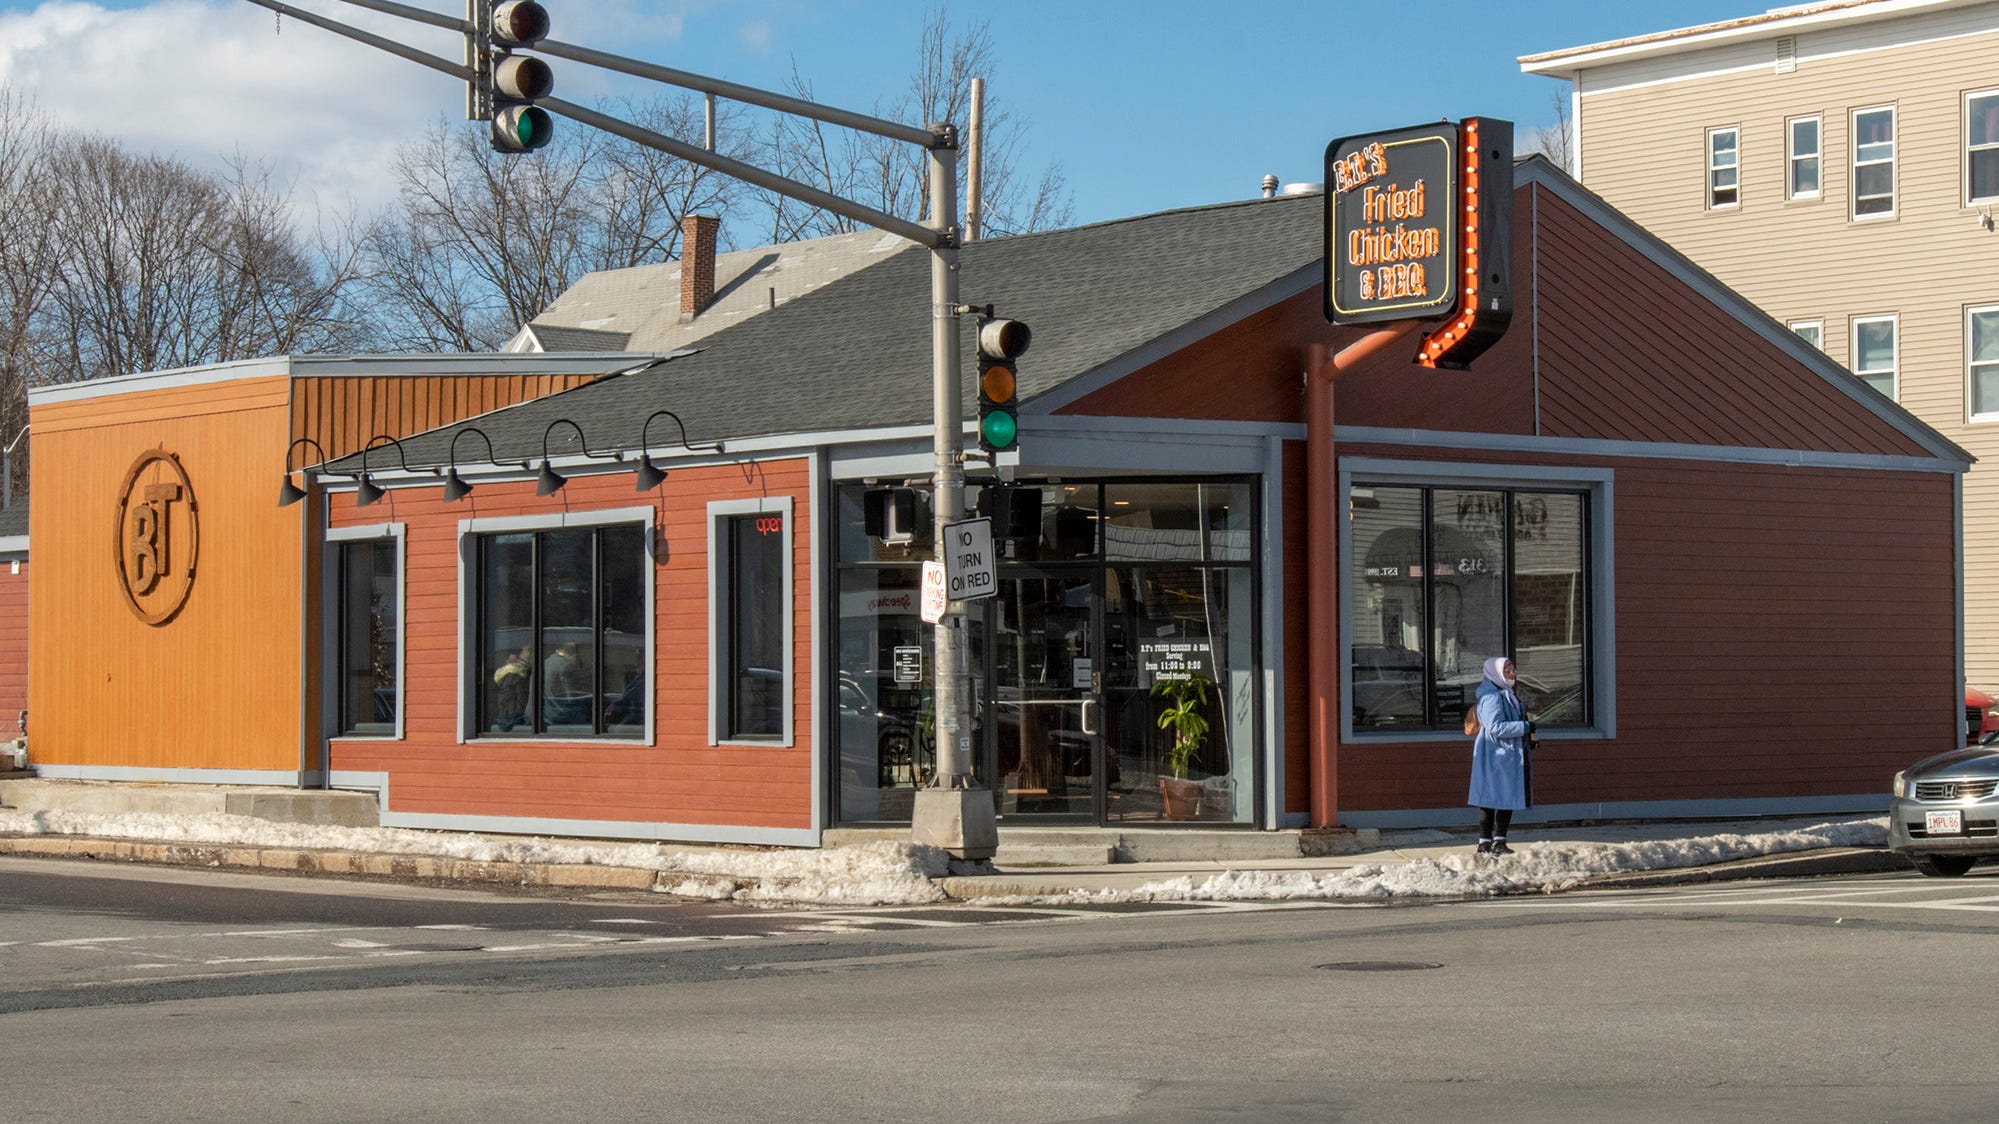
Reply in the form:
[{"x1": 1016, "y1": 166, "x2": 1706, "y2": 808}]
[
  {"x1": 326, "y1": 522, "x2": 406, "y2": 742},
  {"x1": 708, "y1": 496, "x2": 795, "y2": 747},
  {"x1": 1969, "y1": 305, "x2": 1999, "y2": 422},
  {"x1": 1707, "y1": 126, "x2": 1741, "y2": 209},
  {"x1": 1852, "y1": 105, "x2": 1897, "y2": 219},
  {"x1": 1852, "y1": 314, "x2": 1899, "y2": 399},
  {"x1": 1338, "y1": 459, "x2": 1616, "y2": 744},
  {"x1": 1968, "y1": 89, "x2": 1999, "y2": 205},
  {"x1": 455, "y1": 506, "x2": 656, "y2": 745},
  {"x1": 1790, "y1": 320, "x2": 1823, "y2": 350},
  {"x1": 1787, "y1": 115, "x2": 1821, "y2": 200}
]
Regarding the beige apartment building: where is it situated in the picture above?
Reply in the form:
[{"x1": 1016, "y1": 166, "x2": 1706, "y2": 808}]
[{"x1": 1524, "y1": 0, "x2": 1999, "y2": 683}]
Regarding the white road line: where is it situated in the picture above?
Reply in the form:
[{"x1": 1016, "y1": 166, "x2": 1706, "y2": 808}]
[
  {"x1": 36, "y1": 937, "x2": 138, "y2": 946},
  {"x1": 201, "y1": 955, "x2": 344, "y2": 965},
  {"x1": 413, "y1": 924, "x2": 487, "y2": 931}
]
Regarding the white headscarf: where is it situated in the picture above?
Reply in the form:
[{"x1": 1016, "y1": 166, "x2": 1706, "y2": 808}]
[{"x1": 1482, "y1": 657, "x2": 1518, "y2": 707}]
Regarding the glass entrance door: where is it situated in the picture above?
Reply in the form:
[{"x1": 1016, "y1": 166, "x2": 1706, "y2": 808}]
[{"x1": 985, "y1": 573, "x2": 1097, "y2": 818}]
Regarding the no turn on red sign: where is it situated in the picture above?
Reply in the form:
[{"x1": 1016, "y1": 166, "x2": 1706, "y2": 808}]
[{"x1": 942, "y1": 517, "x2": 997, "y2": 602}]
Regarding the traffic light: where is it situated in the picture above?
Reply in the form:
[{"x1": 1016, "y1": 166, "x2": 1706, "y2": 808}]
[
  {"x1": 485, "y1": 1, "x2": 553, "y2": 153},
  {"x1": 975, "y1": 316, "x2": 1030, "y2": 454}
]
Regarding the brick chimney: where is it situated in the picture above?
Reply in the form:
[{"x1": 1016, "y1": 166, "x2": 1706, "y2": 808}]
[{"x1": 679, "y1": 213, "x2": 720, "y2": 321}]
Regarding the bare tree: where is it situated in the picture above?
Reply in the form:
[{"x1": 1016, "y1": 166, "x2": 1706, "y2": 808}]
[
  {"x1": 756, "y1": 10, "x2": 1072, "y2": 243},
  {"x1": 359, "y1": 93, "x2": 747, "y2": 351},
  {"x1": 0, "y1": 88, "x2": 56, "y2": 504},
  {"x1": 1530, "y1": 86, "x2": 1576, "y2": 175}
]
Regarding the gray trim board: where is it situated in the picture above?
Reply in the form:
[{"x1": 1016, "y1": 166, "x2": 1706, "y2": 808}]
[
  {"x1": 1336, "y1": 424, "x2": 1965, "y2": 475},
  {"x1": 1260, "y1": 434, "x2": 1286, "y2": 831},
  {"x1": 0, "y1": 535, "x2": 26, "y2": 555},
  {"x1": 34, "y1": 766, "x2": 312, "y2": 786}
]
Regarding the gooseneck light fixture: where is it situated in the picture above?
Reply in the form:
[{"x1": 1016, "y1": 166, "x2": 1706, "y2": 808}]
[
  {"x1": 278, "y1": 437, "x2": 332, "y2": 507},
  {"x1": 537, "y1": 419, "x2": 616, "y2": 497},
  {"x1": 354, "y1": 434, "x2": 418, "y2": 509},
  {"x1": 440, "y1": 427, "x2": 531, "y2": 504},
  {"x1": 630, "y1": 410, "x2": 726, "y2": 493}
]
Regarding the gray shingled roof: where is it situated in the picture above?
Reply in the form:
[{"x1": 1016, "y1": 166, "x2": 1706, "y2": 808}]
[
  {"x1": 339, "y1": 193, "x2": 1323, "y2": 472},
  {"x1": 0, "y1": 502, "x2": 26, "y2": 538}
]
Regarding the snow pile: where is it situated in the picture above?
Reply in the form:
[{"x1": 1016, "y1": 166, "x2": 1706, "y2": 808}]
[
  {"x1": 0, "y1": 809, "x2": 951, "y2": 907},
  {"x1": 1024, "y1": 817, "x2": 1890, "y2": 904}
]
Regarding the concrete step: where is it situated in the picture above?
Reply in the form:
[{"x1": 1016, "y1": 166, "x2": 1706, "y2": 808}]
[{"x1": 0, "y1": 778, "x2": 379, "y2": 827}]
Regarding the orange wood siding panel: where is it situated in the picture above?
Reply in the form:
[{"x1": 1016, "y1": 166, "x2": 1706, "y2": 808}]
[
  {"x1": 1330, "y1": 446, "x2": 1956, "y2": 813},
  {"x1": 327, "y1": 460, "x2": 814, "y2": 830},
  {"x1": 0, "y1": 560, "x2": 25, "y2": 720},
  {"x1": 28, "y1": 377, "x2": 303, "y2": 770},
  {"x1": 288, "y1": 374, "x2": 601, "y2": 462}
]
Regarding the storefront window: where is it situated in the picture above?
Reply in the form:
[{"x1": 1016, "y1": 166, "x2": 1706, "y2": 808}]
[
  {"x1": 1350, "y1": 485, "x2": 1590, "y2": 732},
  {"x1": 472, "y1": 524, "x2": 646, "y2": 738},
  {"x1": 834, "y1": 478, "x2": 1258, "y2": 825},
  {"x1": 335, "y1": 537, "x2": 398, "y2": 736}
]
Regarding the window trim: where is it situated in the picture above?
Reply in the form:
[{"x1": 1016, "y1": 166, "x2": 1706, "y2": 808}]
[
  {"x1": 1706, "y1": 126, "x2": 1741, "y2": 210},
  {"x1": 1851, "y1": 105, "x2": 1897, "y2": 220},
  {"x1": 708, "y1": 496, "x2": 795, "y2": 747},
  {"x1": 455, "y1": 506, "x2": 656, "y2": 745},
  {"x1": 1338, "y1": 460, "x2": 1615, "y2": 744},
  {"x1": 1786, "y1": 114, "x2": 1821, "y2": 200},
  {"x1": 1968, "y1": 89, "x2": 1999, "y2": 205},
  {"x1": 326, "y1": 522, "x2": 405, "y2": 742},
  {"x1": 1852, "y1": 313, "x2": 1899, "y2": 399},
  {"x1": 1790, "y1": 320, "x2": 1824, "y2": 350},
  {"x1": 1969, "y1": 304, "x2": 1999, "y2": 423}
]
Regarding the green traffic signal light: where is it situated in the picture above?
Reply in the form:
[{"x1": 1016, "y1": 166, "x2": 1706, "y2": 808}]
[
  {"x1": 494, "y1": 105, "x2": 554, "y2": 152},
  {"x1": 978, "y1": 409, "x2": 1018, "y2": 450}
]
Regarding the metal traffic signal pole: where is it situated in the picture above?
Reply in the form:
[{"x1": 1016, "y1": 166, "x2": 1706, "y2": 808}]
[{"x1": 239, "y1": 0, "x2": 998, "y2": 859}]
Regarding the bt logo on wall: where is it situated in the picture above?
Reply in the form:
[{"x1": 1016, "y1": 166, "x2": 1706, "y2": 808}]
[{"x1": 114, "y1": 448, "x2": 199, "y2": 626}]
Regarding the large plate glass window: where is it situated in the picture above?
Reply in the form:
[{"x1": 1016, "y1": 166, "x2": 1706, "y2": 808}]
[
  {"x1": 1972, "y1": 306, "x2": 1999, "y2": 419},
  {"x1": 1350, "y1": 486, "x2": 1589, "y2": 732},
  {"x1": 335, "y1": 537, "x2": 398, "y2": 736},
  {"x1": 1788, "y1": 116, "x2": 1820, "y2": 199},
  {"x1": 1853, "y1": 107, "x2": 1896, "y2": 217},
  {"x1": 1853, "y1": 315, "x2": 1897, "y2": 398},
  {"x1": 1707, "y1": 127, "x2": 1740, "y2": 208},
  {"x1": 472, "y1": 524, "x2": 647, "y2": 738},
  {"x1": 1970, "y1": 91, "x2": 1999, "y2": 203}
]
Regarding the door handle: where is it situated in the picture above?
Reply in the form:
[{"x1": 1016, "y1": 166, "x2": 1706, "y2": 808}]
[{"x1": 1080, "y1": 698, "x2": 1098, "y2": 736}]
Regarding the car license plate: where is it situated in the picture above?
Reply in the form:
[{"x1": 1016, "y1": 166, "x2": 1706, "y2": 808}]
[{"x1": 1927, "y1": 809, "x2": 1964, "y2": 836}]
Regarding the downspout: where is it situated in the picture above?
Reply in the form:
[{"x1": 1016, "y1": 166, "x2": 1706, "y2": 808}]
[{"x1": 1305, "y1": 326, "x2": 1416, "y2": 828}]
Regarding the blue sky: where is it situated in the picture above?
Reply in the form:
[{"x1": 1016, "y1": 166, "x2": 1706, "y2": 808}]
[{"x1": 0, "y1": 1, "x2": 1762, "y2": 229}]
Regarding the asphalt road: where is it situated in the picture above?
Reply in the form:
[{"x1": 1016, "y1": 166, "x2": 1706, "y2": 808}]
[{"x1": 3, "y1": 856, "x2": 1997, "y2": 1123}]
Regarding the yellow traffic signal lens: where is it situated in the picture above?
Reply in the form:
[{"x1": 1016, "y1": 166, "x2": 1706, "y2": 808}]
[{"x1": 980, "y1": 364, "x2": 1016, "y2": 404}]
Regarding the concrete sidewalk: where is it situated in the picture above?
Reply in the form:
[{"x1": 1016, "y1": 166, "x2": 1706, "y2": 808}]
[{"x1": 0, "y1": 810, "x2": 1909, "y2": 903}]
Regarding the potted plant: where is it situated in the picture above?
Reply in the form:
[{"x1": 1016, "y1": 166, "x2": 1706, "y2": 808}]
[{"x1": 1151, "y1": 674, "x2": 1213, "y2": 820}]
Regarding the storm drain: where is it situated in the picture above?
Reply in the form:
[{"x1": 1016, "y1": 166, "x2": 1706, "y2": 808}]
[{"x1": 1314, "y1": 961, "x2": 1443, "y2": 972}]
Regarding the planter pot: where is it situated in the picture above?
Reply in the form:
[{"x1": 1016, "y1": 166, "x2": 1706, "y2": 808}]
[{"x1": 1160, "y1": 776, "x2": 1203, "y2": 821}]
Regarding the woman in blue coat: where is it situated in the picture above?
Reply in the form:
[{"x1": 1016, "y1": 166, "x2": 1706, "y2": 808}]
[{"x1": 1468, "y1": 656, "x2": 1534, "y2": 855}]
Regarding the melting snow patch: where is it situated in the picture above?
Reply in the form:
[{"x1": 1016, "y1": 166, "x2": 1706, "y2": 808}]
[{"x1": 0, "y1": 810, "x2": 950, "y2": 907}]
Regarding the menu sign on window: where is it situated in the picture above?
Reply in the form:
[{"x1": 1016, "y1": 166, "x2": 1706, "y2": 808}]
[{"x1": 1139, "y1": 639, "x2": 1213, "y2": 682}]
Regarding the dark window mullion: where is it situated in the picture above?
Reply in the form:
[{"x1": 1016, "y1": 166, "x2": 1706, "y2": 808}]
[
  {"x1": 1421, "y1": 489, "x2": 1437, "y2": 728},
  {"x1": 1503, "y1": 489, "x2": 1517, "y2": 662},
  {"x1": 531, "y1": 532, "x2": 544, "y2": 736},
  {"x1": 591, "y1": 528, "x2": 606, "y2": 736}
]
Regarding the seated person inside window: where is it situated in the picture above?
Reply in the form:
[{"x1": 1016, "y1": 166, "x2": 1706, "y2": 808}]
[
  {"x1": 541, "y1": 642, "x2": 591, "y2": 727},
  {"x1": 491, "y1": 646, "x2": 532, "y2": 732}
]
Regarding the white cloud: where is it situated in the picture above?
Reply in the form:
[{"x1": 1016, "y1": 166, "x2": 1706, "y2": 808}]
[
  {"x1": 0, "y1": 0, "x2": 477, "y2": 215},
  {"x1": 738, "y1": 17, "x2": 772, "y2": 55}
]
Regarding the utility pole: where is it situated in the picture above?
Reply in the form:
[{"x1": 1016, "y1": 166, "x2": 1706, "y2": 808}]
[{"x1": 239, "y1": 0, "x2": 998, "y2": 859}]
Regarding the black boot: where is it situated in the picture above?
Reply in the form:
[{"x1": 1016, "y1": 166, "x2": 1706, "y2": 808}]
[
  {"x1": 1490, "y1": 837, "x2": 1512, "y2": 856},
  {"x1": 1475, "y1": 838, "x2": 1493, "y2": 856}
]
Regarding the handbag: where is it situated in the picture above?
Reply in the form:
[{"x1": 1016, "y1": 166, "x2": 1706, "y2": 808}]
[{"x1": 1462, "y1": 707, "x2": 1481, "y2": 737}]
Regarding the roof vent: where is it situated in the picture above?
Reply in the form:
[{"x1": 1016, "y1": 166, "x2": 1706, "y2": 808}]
[
  {"x1": 1261, "y1": 174, "x2": 1279, "y2": 199},
  {"x1": 1281, "y1": 182, "x2": 1325, "y2": 197},
  {"x1": 1775, "y1": 35, "x2": 1797, "y2": 73}
]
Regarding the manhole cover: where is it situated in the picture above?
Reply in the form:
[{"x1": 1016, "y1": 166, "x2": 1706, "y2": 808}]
[{"x1": 1314, "y1": 961, "x2": 1443, "y2": 972}]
